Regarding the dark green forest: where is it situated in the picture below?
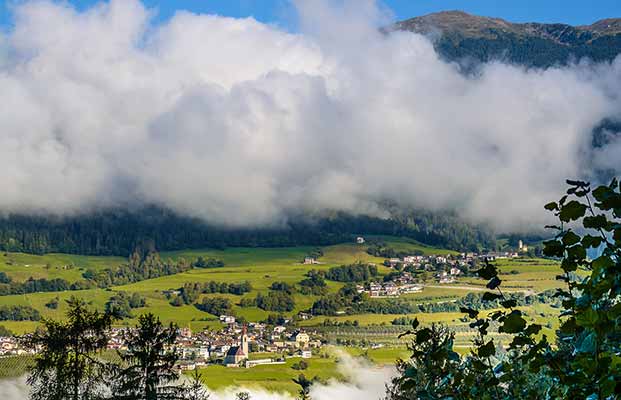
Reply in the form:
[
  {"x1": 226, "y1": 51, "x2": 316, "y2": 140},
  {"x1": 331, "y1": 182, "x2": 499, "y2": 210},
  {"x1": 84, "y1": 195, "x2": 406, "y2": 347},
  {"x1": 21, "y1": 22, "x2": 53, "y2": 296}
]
[
  {"x1": 436, "y1": 31, "x2": 621, "y2": 68},
  {"x1": 0, "y1": 207, "x2": 495, "y2": 256}
]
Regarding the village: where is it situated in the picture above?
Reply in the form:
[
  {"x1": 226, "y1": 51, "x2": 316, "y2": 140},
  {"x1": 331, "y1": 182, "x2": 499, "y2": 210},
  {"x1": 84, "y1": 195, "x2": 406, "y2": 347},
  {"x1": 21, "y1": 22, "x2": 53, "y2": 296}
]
[
  {"x1": 0, "y1": 239, "x2": 532, "y2": 369},
  {"x1": 0, "y1": 317, "x2": 323, "y2": 372},
  {"x1": 352, "y1": 237, "x2": 528, "y2": 298}
]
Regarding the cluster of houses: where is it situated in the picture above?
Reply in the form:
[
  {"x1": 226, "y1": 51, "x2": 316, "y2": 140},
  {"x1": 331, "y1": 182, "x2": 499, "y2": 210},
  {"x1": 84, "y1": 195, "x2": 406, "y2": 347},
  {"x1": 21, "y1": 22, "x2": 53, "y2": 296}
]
[
  {"x1": 363, "y1": 247, "x2": 527, "y2": 295},
  {"x1": 356, "y1": 271, "x2": 424, "y2": 297},
  {"x1": 172, "y1": 320, "x2": 321, "y2": 370},
  {"x1": 0, "y1": 320, "x2": 322, "y2": 371},
  {"x1": 180, "y1": 321, "x2": 321, "y2": 369},
  {"x1": 0, "y1": 336, "x2": 32, "y2": 356}
]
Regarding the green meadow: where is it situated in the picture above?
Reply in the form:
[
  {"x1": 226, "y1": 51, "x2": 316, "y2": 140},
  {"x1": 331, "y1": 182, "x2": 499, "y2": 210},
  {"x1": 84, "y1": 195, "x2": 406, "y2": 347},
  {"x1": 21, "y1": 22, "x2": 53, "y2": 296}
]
[
  {"x1": 0, "y1": 238, "x2": 561, "y2": 335},
  {"x1": 0, "y1": 239, "x2": 564, "y2": 393},
  {"x1": 194, "y1": 355, "x2": 344, "y2": 393}
]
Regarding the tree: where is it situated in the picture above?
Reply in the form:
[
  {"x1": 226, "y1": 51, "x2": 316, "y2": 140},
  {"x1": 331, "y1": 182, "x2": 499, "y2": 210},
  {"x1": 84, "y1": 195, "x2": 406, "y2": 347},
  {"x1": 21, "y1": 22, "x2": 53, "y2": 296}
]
[
  {"x1": 386, "y1": 179, "x2": 621, "y2": 399},
  {"x1": 184, "y1": 369, "x2": 210, "y2": 400},
  {"x1": 235, "y1": 392, "x2": 251, "y2": 400},
  {"x1": 196, "y1": 297, "x2": 231, "y2": 316},
  {"x1": 292, "y1": 374, "x2": 313, "y2": 400},
  {"x1": 292, "y1": 360, "x2": 309, "y2": 370},
  {"x1": 45, "y1": 297, "x2": 59, "y2": 310},
  {"x1": 386, "y1": 322, "x2": 462, "y2": 399},
  {"x1": 27, "y1": 297, "x2": 114, "y2": 400},
  {"x1": 112, "y1": 313, "x2": 182, "y2": 400}
]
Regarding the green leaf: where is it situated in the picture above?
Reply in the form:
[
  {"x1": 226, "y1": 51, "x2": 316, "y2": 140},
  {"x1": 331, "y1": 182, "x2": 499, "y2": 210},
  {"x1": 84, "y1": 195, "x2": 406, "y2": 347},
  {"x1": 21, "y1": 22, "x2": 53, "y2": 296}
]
[
  {"x1": 559, "y1": 200, "x2": 587, "y2": 222},
  {"x1": 543, "y1": 240, "x2": 564, "y2": 257},
  {"x1": 596, "y1": 192, "x2": 621, "y2": 211},
  {"x1": 583, "y1": 215, "x2": 609, "y2": 230},
  {"x1": 482, "y1": 292, "x2": 503, "y2": 302},
  {"x1": 593, "y1": 185, "x2": 612, "y2": 202},
  {"x1": 561, "y1": 231, "x2": 581, "y2": 246},
  {"x1": 575, "y1": 308, "x2": 600, "y2": 328},
  {"x1": 614, "y1": 228, "x2": 621, "y2": 244},
  {"x1": 501, "y1": 299, "x2": 517, "y2": 308},
  {"x1": 510, "y1": 336, "x2": 531, "y2": 347},
  {"x1": 460, "y1": 307, "x2": 479, "y2": 319},
  {"x1": 500, "y1": 310, "x2": 526, "y2": 334},
  {"x1": 566, "y1": 245, "x2": 586, "y2": 261},
  {"x1": 592, "y1": 255, "x2": 614, "y2": 271},
  {"x1": 544, "y1": 202, "x2": 558, "y2": 211},
  {"x1": 475, "y1": 263, "x2": 498, "y2": 280},
  {"x1": 582, "y1": 235, "x2": 603, "y2": 249},
  {"x1": 477, "y1": 340, "x2": 495, "y2": 358},
  {"x1": 566, "y1": 179, "x2": 589, "y2": 188},
  {"x1": 410, "y1": 318, "x2": 420, "y2": 330},
  {"x1": 577, "y1": 332, "x2": 597, "y2": 354},
  {"x1": 486, "y1": 276, "x2": 502, "y2": 290},
  {"x1": 608, "y1": 303, "x2": 621, "y2": 320},
  {"x1": 560, "y1": 258, "x2": 578, "y2": 273},
  {"x1": 415, "y1": 328, "x2": 432, "y2": 344},
  {"x1": 524, "y1": 324, "x2": 542, "y2": 335}
]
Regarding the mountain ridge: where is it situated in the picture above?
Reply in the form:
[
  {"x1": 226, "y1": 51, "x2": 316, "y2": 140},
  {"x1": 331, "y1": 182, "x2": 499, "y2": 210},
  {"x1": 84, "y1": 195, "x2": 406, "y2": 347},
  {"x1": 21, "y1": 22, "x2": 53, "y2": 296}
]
[{"x1": 392, "y1": 11, "x2": 621, "y2": 67}]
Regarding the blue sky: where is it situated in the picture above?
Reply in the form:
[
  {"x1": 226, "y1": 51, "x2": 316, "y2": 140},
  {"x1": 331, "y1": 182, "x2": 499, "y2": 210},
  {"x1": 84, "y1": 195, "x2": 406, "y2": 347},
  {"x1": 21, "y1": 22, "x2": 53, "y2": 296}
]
[{"x1": 1, "y1": 0, "x2": 620, "y2": 30}]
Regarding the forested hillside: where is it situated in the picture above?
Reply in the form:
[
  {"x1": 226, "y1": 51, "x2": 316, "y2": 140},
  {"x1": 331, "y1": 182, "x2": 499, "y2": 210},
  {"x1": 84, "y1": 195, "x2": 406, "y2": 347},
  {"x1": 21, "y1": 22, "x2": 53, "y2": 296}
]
[{"x1": 0, "y1": 208, "x2": 494, "y2": 256}]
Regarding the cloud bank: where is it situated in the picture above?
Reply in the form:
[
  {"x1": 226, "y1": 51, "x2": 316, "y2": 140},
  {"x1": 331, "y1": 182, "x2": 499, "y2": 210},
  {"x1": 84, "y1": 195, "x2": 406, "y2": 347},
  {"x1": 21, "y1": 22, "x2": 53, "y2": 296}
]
[{"x1": 0, "y1": 0, "x2": 620, "y2": 230}]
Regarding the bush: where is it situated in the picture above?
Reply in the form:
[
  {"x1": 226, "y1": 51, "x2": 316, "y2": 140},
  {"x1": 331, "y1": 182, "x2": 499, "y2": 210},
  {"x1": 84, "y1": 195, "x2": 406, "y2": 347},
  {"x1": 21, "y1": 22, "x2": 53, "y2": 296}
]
[
  {"x1": 196, "y1": 297, "x2": 232, "y2": 316},
  {"x1": 255, "y1": 292, "x2": 295, "y2": 312},
  {"x1": 292, "y1": 360, "x2": 309, "y2": 370}
]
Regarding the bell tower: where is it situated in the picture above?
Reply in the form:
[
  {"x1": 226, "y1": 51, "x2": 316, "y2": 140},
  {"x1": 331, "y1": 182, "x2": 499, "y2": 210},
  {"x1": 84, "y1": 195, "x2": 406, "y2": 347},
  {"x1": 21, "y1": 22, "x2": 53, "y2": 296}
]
[{"x1": 241, "y1": 325, "x2": 249, "y2": 356}]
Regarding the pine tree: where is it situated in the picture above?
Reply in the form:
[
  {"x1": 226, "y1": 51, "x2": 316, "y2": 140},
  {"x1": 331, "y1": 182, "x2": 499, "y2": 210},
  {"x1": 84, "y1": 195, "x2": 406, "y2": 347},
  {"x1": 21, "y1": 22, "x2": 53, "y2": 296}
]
[
  {"x1": 27, "y1": 297, "x2": 114, "y2": 400},
  {"x1": 112, "y1": 313, "x2": 182, "y2": 400},
  {"x1": 184, "y1": 369, "x2": 210, "y2": 400}
]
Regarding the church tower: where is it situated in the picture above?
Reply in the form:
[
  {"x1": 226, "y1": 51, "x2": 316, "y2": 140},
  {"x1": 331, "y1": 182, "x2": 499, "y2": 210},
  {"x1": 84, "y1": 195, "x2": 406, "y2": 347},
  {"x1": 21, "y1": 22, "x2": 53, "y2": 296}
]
[{"x1": 241, "y1": 325, "x2": 249, "y2": 356}]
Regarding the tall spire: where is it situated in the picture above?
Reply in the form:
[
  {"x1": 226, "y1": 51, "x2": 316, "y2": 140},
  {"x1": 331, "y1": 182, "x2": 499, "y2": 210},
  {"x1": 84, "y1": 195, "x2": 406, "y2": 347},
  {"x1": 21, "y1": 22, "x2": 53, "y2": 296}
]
[{"x1": 241, "y1": 324, "x2": 249, "y2": 356}]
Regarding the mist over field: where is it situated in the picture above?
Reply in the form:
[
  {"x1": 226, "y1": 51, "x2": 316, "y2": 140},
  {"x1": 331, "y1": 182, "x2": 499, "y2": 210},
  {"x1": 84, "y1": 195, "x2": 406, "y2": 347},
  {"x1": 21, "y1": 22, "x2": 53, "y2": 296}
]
[
  {"x1": 0, "y1": 0, "x2": 620, "y2": 231},
  {"x1": 0, "y1": 354, "x2": 394, "y2": 400}
]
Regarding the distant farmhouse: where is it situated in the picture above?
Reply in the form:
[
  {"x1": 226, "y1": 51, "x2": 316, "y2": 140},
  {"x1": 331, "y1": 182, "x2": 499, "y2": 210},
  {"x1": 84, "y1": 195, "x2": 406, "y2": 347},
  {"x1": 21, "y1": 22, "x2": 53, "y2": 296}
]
[{"x1": 303, "y1": 256, "x2": 318, "y2": 265}]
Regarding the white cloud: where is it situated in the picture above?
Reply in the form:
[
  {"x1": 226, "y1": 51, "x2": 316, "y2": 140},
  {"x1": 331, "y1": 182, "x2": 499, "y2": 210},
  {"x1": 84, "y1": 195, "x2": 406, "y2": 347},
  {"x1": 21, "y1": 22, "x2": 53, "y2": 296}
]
[{"x1": 0, "y1": 0, "x2": 619, "y2": 230}]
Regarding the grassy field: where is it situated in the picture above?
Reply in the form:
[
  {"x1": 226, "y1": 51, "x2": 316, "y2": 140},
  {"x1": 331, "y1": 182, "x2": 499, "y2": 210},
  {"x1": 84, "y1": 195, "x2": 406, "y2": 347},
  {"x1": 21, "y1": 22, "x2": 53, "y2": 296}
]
[
  {"x1": 0, "y1": 252, "x2": 125, "y2": 282},
  {"x1": 0, "y1": 239, "x2": 561, "y2": 335},
  {"x1": 0, "y1": 239, "x2": 565, "y2": 393},
  {"x1": 364, "y1": 235, "x2": 460, "y2": 256},
  {"x1": 194, "y1": 354, "x2": 344, "y2": 393}
]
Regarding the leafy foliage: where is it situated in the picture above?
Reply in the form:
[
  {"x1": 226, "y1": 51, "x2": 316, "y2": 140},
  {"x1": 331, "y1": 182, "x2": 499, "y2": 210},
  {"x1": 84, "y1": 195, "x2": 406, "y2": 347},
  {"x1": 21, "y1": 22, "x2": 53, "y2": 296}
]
[
  {"x1": 105, "y1": 292, "x2": 146, "y2": 319},
  {"x1": 173, "y1": 281, "x2": 252, "y2": 306},
  {"x1": 0, "y1": 305, "x2": 41, "y2": 321},
  {"x1": 324, "y1": 263, "x2": 379, "y2": 282},
  {"x1": 195, "y1": 297, "x2": 232, "y2": 316},
  {"x1": 84, "y1": 250, "x2": 193, "y2": 288},
  {"x1": 387, "y1": 179, "x2": 621, "y2": 399},
  {"x1": 255, "y1": 291, "x2": 295, "y2": 312},
  {"x1": 298, "y1": 271, "x2": 327, "y2": 295}
]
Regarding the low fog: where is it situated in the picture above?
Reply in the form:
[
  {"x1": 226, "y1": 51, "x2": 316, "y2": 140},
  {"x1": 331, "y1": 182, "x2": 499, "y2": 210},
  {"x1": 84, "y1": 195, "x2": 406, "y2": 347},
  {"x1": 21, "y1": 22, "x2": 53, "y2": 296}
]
[
  {"x1": 0, "y1": 353, "x2": 394, "y2": 400},
  {"x1": 0, "y1": 0, "x2": 620, "y2": 230}
]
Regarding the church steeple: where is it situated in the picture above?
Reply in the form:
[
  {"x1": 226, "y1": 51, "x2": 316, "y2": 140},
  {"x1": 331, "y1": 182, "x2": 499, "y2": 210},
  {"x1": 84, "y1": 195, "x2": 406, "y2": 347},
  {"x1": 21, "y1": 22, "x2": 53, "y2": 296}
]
[{"x1": 241, "y1": 324, "x2": 249, "y2": 355}]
